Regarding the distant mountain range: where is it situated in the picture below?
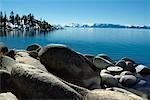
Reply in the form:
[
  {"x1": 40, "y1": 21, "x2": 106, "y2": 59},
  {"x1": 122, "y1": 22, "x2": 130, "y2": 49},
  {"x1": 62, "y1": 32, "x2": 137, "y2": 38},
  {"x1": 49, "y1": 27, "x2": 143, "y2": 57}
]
[{"x1": 64, "y1": 23, "x2": 150, "y2": 29}]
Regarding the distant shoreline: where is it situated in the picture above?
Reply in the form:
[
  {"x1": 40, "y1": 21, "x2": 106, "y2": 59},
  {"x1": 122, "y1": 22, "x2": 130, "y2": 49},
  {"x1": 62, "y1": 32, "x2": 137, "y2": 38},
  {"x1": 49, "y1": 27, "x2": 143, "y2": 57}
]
[
  {"x1": 0, "y1": 11, "x2": 63, "y2": 33},
  {"x1": 64, "y1": 23, "x2": 150, "y2": 29},
  {"x1": 64, "y1": 27, "x2": 150, "y2": 30}
]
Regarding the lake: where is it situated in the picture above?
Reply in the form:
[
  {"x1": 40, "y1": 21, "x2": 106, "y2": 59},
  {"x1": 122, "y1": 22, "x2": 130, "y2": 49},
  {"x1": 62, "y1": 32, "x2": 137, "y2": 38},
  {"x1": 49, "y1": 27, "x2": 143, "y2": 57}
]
[{"x1": 0, "y1": 28, "x2": 150, "y2": 66}]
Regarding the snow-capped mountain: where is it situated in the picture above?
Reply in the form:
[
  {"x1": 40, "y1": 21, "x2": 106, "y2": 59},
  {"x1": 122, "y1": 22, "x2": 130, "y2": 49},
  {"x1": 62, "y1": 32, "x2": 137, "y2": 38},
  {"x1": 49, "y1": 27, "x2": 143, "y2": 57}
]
[{"x1": 64, "y1": 23, "x2": 150, "y2": 29}]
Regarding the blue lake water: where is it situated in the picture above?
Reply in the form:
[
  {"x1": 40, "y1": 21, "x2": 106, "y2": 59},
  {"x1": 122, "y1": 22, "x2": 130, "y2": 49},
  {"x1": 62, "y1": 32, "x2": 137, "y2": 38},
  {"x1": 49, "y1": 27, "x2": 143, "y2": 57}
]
[{"x1": 0, "y1": 28, "x2": 150, "y2": 66}]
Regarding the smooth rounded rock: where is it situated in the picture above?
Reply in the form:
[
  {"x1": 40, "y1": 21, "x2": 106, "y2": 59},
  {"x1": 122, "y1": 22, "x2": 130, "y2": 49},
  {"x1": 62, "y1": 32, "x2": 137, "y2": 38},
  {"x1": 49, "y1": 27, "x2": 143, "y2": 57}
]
[
  {"x1": 0, "y1": 42, "x2": 8, "y2": 55},
  {"x1": 125, "y1": 61, "x2": 136, "y2": 73},
  {"x1": 115, "y1": 60, "x2": 126, "y2": 69},
  {"x1": 26, "y1": 43, "x2": 41, "y2": 52},
  {"x1": 11, "y1": 63, "x2": 83, "y2": 100},
  {"x1": 120, "y1": 71, "x2": 134, "y2": 76},
  {"x1": 133, "y1": 75, "x2": 150, "y2": 99},
  {"x1": 15, "y1": 55, "x2": 47, "y2": 72},
  {"x1": 114, "y1": 75, "x2": 121, "y2": 80},
  {"x1": 6, "y1": 50, "x2": 16, "y2": 59},
  {"x1": 96, "y1": 54, "x2": 114, "y2": 63},
  {"x1": 106, "y1": 87, "x2": 146, "y2": 100},
  {"x1": 100, "y1": 73, "x2": 118, "y2": 87},
  {"x1": 107, "y1": 66, "x2": 123, "y2": 75},
  {"x1": 86, "y1": 89, "x2": 144, "y2": 100},
  {"x1": 15, "y1": 51, "x2": 29, "y2": 58},
  {"x1": 0, "y1": 92, "x2": 18, "y2": 100},
  {"x1": 135, "y1": 65, "x2": 150, "y2": 75},
  {"x1": 119, "y1": 75, "x2": 138, "y2": 87},
  {"x1": 121, "y1": 57, "x2": 136, "y2": 64},
  {"x1": 0, "y1": 56, "x2": 16, "y2": 72},
  {"x1": 93, "y1": 56, "x2": 114, "y2": 70},
  {"x1": 38, "y1": 44, "x2": 101, "y2": 89},
  {"x1": 100, "y1": 69, "x2": 111, "y2": 74}
]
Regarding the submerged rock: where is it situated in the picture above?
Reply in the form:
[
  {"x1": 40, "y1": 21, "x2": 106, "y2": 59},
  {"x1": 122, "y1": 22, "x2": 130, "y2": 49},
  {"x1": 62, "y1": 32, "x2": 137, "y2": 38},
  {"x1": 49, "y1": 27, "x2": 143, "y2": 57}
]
[
  {"x1": 11, "y1": 63, "x2": 83, "y2": 100},
  {"x1": 135, "y1": 65, "x2": 150, "y2": 75},
  {"x1": 26, "y1": 43, "x2": 41, "y2": 52},
  {"x1": 38, "y1": 44, "x2": 101, "y2": 89}
]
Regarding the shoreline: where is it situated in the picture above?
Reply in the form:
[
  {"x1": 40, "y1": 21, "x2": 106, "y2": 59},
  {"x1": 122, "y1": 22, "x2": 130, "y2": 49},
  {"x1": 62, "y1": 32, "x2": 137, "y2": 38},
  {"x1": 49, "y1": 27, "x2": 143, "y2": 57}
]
[{"x1": 0, "y1": 42, "x2": 150, "y2": 100}]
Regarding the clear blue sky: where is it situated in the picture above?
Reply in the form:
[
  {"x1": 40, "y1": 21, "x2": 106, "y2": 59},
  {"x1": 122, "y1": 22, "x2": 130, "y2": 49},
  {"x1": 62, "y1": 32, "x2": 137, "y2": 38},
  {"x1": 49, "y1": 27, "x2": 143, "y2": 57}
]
[{"x1": 0, "y1": 0, "x2": 150, "y2": 25}]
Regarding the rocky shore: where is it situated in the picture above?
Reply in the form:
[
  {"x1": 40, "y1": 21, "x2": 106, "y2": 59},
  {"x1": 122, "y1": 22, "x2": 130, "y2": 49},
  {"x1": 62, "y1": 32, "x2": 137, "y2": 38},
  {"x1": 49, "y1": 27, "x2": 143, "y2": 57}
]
[{"x1": 0, "y1": 42, "x2": 150, "y2": 100}]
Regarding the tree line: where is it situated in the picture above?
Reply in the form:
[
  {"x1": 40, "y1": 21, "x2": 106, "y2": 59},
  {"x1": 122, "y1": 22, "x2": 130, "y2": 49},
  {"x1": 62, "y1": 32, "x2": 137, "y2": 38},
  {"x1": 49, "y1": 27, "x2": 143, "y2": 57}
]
[{"x1": 0, "y1": 11, "x2": 56, "y2": 31}]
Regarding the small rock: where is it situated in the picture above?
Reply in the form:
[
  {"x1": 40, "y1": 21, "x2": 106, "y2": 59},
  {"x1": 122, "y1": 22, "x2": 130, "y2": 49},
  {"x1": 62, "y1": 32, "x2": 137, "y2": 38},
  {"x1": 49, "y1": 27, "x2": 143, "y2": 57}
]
[
  {"x1": 26, "y1": 43, "x2": 41, "y2": 52},
  {"x1": 125, "y1": 61, "x2": 136, "y2": 73},
  {"x1": 115, "y1": 60, "x2": 126, "y2": 69},
  {"x1": 100, "y1": 69, "x2": 111, "y2": 74},
  {"x1": 6, "y1": 49, "x2": 16, "y2": 59},
  {"x1": 84, "y1": 54, "x2": 94, "y2": 62},
  {"x1": 114, "y1": 75, "x2": 121, "y2": 80},
  {"x1": 119, "y1": 75, "x2": 138, "y2": 87},
  {"x1": 93, "y1": 56, "x2": 114, "y2": 70},
  {"x1": 135, "y1": 65, "x2": 150, "y2": 75},
  {"x1": 97, "y1": 54, "x2": 114, "y2": 63},
  {"x1": 121, "y1": 57, "x2": 136, "y2": 64},
  {"x1": 107, "y1": 66, "x2": 123, "y2": 75},
  {"x1": 100, "y1": 73, "x2": 118, "y2": 87},
  {"x1": 120, "y1": 71, "x2": 134, "y2": 76},
  {"x1": 0, "y1": 42, "x2": 8, "y2": 55}
]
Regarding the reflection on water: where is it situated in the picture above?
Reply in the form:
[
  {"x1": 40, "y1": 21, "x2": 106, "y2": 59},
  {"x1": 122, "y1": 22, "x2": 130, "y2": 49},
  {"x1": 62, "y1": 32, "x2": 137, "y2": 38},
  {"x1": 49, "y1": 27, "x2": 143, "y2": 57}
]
[
  {"x1": 0, "y1": 28, "x2": 150, "y2": 66},
  {"x1": 0, "y1": 30, "x2": 55, "y2": 37}
]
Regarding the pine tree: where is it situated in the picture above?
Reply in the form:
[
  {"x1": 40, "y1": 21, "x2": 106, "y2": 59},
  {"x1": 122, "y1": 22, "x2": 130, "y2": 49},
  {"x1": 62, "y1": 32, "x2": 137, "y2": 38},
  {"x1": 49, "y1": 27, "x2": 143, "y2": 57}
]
[
  {"x1": 4, "y1": 13, "x2": 7, "y2": 30},
  {"x1": 15, "y1": 14, "x2": 20, "y2": 26},
  {"x1": 27, "y1": 13, "x2": 35, "y2": 27},
  {"x1": 22, "y1": 15, "x2": 27, "y2": 25},
  {"x1": 9, "y1": 11, "x2": 15, "y2": 25},
  {"x1": 0, "y1": 11, "x2": 3, "y2": 28}
]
